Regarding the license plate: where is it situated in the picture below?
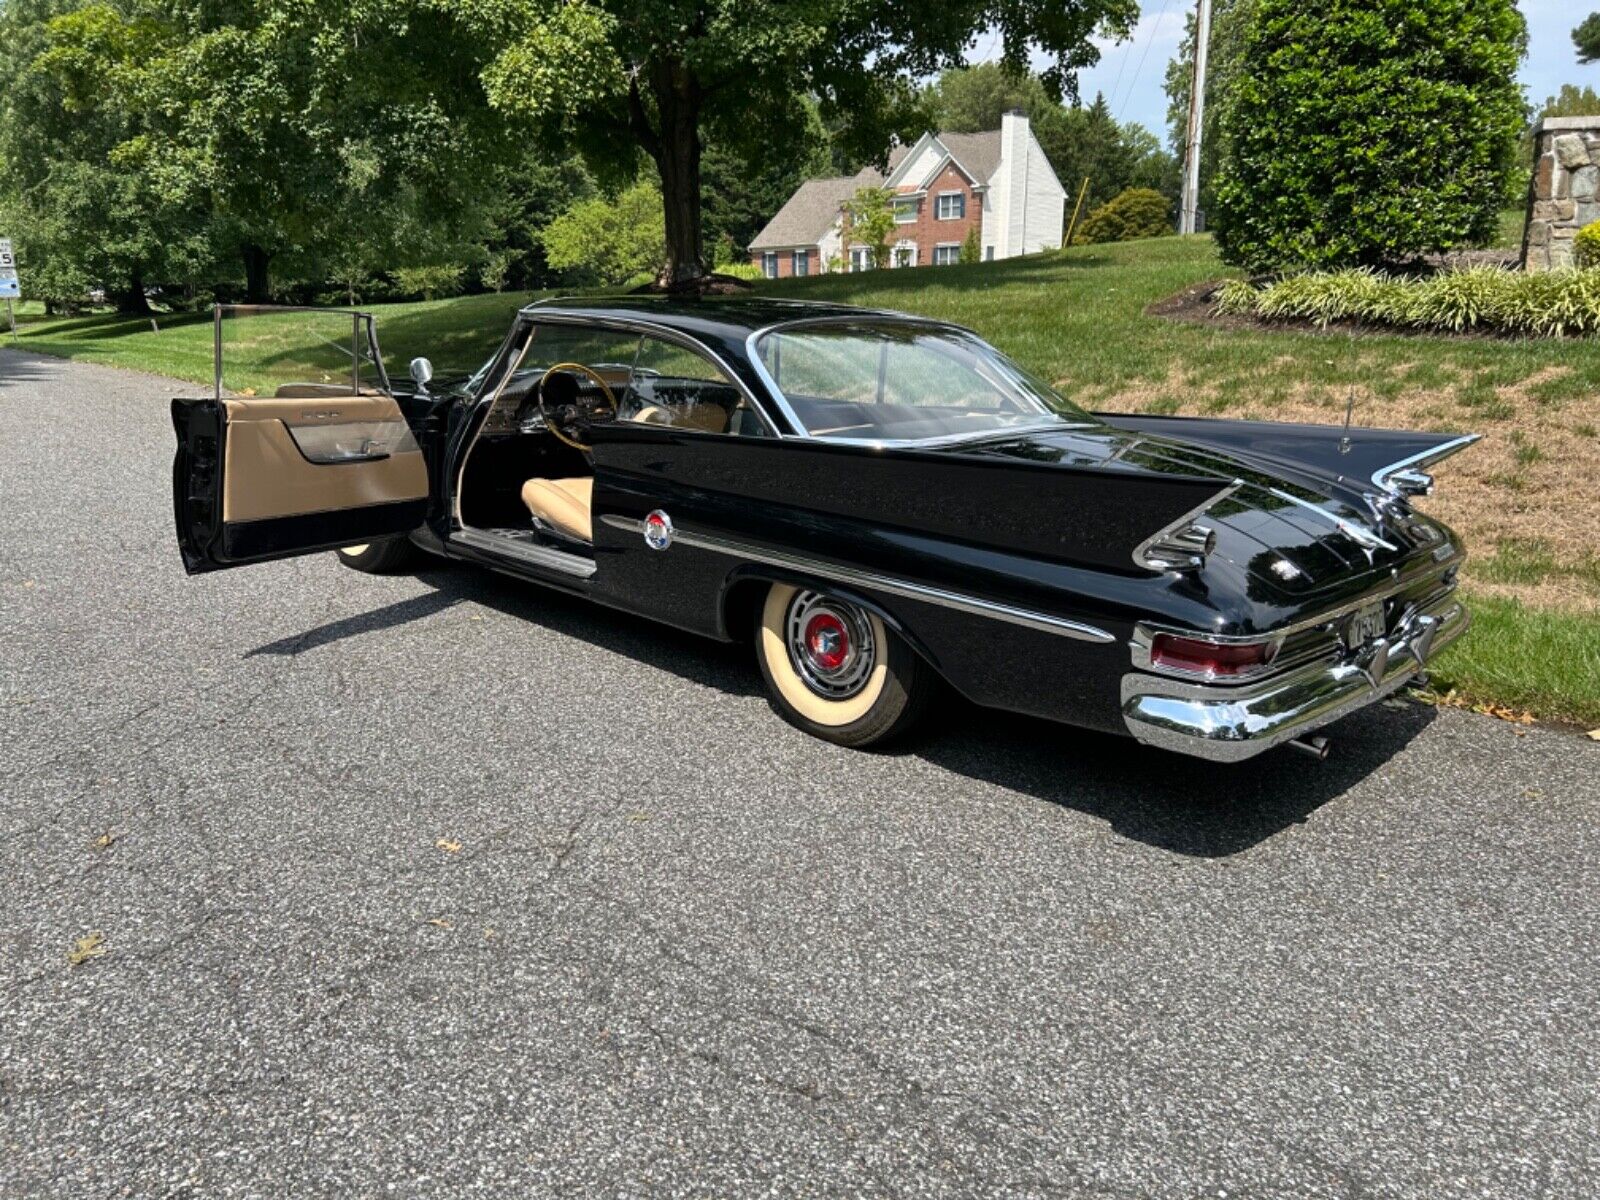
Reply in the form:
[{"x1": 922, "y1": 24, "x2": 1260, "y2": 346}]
[{"x1": 1347, "y1": 601, "x2": 1386, "y2": 650}]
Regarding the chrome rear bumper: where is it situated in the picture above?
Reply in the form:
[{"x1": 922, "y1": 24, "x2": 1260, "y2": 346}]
[{"x1": 1120, "y1": 599, "x2": 1468, "y2": 763}]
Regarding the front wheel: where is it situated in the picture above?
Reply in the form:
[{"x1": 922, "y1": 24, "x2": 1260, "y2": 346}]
[
  {"x1": 335, "y1": 536, "x2": 419, "y2": 574},
  {"x1": 754, "y1": 583, "x2": 931, "y2": 748}
]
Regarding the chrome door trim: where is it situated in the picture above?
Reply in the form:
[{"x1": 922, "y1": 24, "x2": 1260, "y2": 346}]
[
  {"x1": 451, "y1": 528, "x2": 597, "y2": 578},
  {"x1": 599, "y1": 515, "x2": 1114, "y2": 643}
]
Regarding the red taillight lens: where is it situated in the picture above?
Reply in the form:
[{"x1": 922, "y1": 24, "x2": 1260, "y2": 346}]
[{"x1": 1150, "y1": 633, "x2": 1279, "y2": 677}]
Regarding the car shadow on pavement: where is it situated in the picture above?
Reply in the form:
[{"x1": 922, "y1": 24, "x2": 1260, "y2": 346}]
[
  {"x1": 912, "y1": 696, "x2": 1436, "y2": 857},
  {"x1": 259, "y1": 560, "x2": 1436, "y2": 858}
]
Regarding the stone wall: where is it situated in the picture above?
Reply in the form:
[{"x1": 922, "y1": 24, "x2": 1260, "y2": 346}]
[{"x1": 1522, "y1": 116, "x2": 1600, "y2": 272}]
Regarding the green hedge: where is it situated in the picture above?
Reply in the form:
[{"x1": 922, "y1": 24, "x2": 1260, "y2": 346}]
[
  {"x1": 1216, "y1": 267, "x2": 1600, "y2": 338},
  {"x1": 1212, "y1": 0, "x2": 1525, "y2": 271}
]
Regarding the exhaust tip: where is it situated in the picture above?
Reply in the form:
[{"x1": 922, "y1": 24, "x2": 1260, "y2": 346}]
[{"x1": 1288, "y1": 735, "x2": 1331, "y2": 761}]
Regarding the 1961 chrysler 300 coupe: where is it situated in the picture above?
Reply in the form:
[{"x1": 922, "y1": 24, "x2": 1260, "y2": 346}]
[{"x1": 173, "y1": 298, "x2": 1476, "y2": 760}]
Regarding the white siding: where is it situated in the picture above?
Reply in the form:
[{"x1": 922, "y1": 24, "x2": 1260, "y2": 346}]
[
  {"x1": 898, "y1": 140, "x2": 947, "y2": 189},
  {"x1": 980, "y1": 186, "x2": 999, "y2": 258},
  {"x1": 818, "y1": 221, "x2": 844, "y2": 271},
  {"x1": 1019, "y1": 136, "x2": 1066, "y2": 253}
]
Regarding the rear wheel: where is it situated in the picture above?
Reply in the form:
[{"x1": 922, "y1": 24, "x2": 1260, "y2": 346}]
[
  {"x1": 754, "y1": 583, "x2": 931, "y2": 748},
  {"x1": 336, "y1": 536, "x2": 419, "y2": 574}
]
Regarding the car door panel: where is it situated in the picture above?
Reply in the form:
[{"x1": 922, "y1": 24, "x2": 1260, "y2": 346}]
[{"x1": 173, "y1": 394, "x2": 429, "y2": 574}]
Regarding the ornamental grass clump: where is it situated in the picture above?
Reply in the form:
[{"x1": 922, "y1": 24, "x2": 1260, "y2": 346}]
[{"x1": 1214, "y1": 266, "x2": 1600, "y2": 338}]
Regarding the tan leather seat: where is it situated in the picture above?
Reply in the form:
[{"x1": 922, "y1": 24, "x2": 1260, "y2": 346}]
[
  {"x1": 521, "y1": 477, "x2": 593, "y2": 542},
  {"x1": 631, "y1": 402, "x2": 729, "y2": 433}
]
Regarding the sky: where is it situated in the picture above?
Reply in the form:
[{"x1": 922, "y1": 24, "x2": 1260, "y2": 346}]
[{"x1": 980, "y1": 0, "x2": 1596, "y2": 145}]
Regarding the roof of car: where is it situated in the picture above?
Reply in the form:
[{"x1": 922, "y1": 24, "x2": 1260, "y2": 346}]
[{"x1": 519, "y1": 295, "x2": 922, "y2": 339}]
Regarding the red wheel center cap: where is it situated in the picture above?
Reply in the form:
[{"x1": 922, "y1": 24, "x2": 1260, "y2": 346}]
[{"x1": 804, "y1": 613, "x2": 850, "y2": 672}]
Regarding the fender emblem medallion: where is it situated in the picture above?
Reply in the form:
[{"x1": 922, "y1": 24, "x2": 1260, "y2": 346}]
[{"x1": 643, "y1": 510, "x2": 674, "y2": 551}]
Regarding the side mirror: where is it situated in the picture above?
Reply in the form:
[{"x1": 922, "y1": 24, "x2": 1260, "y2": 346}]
[{"x1": 409, "y1": 356, "x2": 434, "y2": 388}]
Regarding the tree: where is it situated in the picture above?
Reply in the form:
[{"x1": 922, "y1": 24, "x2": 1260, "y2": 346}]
[
  {"x1": 1575, "y1": 14, "x2": 1600, "y2": 63},
  {"x1": 1162, "y1": 0, "x2": 1255, "y2": 223},
  {"x1": 539, "y1": 181, "x2": 667, "y2": 284},
  {"x1": 0, "y1": 0, "x2": 219, "y2": 313},
  {"x1": 1213, "y1": 0, "x2": 1526, "y2": 271},
  {"x1": 467, "y1": 0, "x2": 1140, "y2": 289},
  {"x1": 702, "y1": 103, "x2": 833, "y2": 262},
  {"x1": 841, "y1": 187, "x2": 895, "y2": 269},
  {"x1": 1035, "y1": 94, "x2": 1135, "y2": 211},
  {"x1": 113, "y1": 0, "x2": 513, "y2": 300},
  {"x1": 926, "y1": 62, "x2": 1054, "y2": 132}
]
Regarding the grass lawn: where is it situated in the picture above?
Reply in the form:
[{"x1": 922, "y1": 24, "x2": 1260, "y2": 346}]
[{"x1": 8, "y1": 235, "x2": 1598, "y2": 722}]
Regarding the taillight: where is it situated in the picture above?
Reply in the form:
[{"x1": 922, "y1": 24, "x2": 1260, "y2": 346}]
[{"x1": 1150, "y1": 633, "x2": 1280, "y2": 677}]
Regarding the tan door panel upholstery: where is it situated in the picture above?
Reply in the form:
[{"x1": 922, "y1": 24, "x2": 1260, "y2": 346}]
[
  {"x1": 521, "y1": 477, "x2": 593, "y2": 542},
  {"x1": 221, "y1": 396, "x2": 427, "y2": 524}
]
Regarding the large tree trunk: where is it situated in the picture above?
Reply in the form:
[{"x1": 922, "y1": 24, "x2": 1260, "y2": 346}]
[
  {"x1": 242, "y1": 244, "x2": 271, "y2": 303},
  {"x1": 645, "y1": 60, "x2": 706, "y2": 291},
  {"x1": 113, "y1": 266, "x2": 153, "y2": 317}
]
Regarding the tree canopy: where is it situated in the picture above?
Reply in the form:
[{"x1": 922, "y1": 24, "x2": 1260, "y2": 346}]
[{"x1": 467, "y1": 0, "x2": 1141, "y2": 286}]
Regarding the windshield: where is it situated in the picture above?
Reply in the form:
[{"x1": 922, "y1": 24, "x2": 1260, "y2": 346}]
[{"x1": 754, "y1": 321, "x2": 1096, "y2": 442}]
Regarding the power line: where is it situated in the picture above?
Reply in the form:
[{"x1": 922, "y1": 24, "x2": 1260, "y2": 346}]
[{"x1": 1111, "y1": 0, "x2": 1179, "y2": 123}]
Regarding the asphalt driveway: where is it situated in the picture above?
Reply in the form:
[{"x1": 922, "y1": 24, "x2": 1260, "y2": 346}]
[{"x1": 2, "y1": 348, "x2": 1597, "y2": 1198}]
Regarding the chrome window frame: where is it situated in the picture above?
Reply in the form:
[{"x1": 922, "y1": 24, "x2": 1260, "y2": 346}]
[
  {"x1": 743, "y1": 316, "x2": 1099, "y2": 448},
  {"x1": 452, "y1": 312, "x2": 787, "y2": 521},
  {"x1": 212, "y1": 303, "x2": 392, "y2": 400}
]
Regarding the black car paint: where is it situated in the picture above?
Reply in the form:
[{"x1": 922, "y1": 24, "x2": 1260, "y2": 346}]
[{"x1": 178, "y1": 296, "x2": 1470, "y2": 740}]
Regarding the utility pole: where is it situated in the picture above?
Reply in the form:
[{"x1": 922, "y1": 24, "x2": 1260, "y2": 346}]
[{"x1": 1179, "y1": 0, "x2": 1213, "y2": 235}]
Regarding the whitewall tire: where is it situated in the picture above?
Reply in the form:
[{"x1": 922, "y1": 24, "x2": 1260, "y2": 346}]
[
  {"x1": 755, "y1": 583, "x2": 931, "y2": 747},
  {"x1": 335, "y1": 536, "x2": 419, "y2": 574}
]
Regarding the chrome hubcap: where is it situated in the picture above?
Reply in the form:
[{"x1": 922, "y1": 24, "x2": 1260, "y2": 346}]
[{"x1": 785, "y1": 591, "x2": 875, "y2": 699}]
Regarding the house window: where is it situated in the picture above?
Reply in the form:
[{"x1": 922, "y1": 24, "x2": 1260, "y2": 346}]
[
  {"x1": 893, "y1": 199, "x2": 918, "y2": 224},
  {"x1": 935, "y1": 192, "x2": 966, "y2": 220},
  {"x1": 933, "y1": 244, "x2": 961, "y2": 266},
  {"x1": 792, "y1": 250, "x2": 809, "y2": 277},
  {"x1": 849, "y1": 246, "x2": 873, "y2": 272},
  {"x1": 893, "y1": 245, "x2": 915, "y2": 268},
  {"x1": 984, "y1": 246, "x2": 994, "y2": 261},
  {"x1": 761, "y1": 251, "x2": 778, "y2": 279}
]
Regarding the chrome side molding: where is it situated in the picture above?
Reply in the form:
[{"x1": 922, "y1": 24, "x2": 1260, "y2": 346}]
[{"x1": 600, "y1": 515, "x2": 1114, "y2": 644}]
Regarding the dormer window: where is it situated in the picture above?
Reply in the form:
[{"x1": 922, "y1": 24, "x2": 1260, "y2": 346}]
[{"x1": 935, "y1": 192, "x2": 966, "y2": 220}]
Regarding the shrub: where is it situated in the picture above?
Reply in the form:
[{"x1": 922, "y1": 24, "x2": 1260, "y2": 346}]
[
  {"x1": 717, "y1": 261, "x2": 763, "y2": 281},
  {"x1": 1076, "y1": 188, "x2": 1172, "y2": 244},
  {"x1": 391, "y1": 264, "x2": 465, "y2": 301},
  {"x1": 959, "y1": 225, "x2": 982, "y2": 265},
  {"x1": 1576, "y1": 221, "x2": 1600, "y2": 269},
  {"x1": 540, "y1": 181, "x2": 666, "y2": 285},
  {"x1": 1213, "y1": 0, "x2": 1525, "y2": 271},
  {"x1": 1216, "y1": 266, "x2": 1600, "y2": 338}
]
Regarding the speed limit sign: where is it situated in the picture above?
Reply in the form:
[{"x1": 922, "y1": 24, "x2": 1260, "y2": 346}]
[{"x1": 0, "y1": 239, "x2": 18, "y2": 300}]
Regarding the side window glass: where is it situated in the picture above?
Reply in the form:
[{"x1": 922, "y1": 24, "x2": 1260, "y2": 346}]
[{"x1": 625, "y1": 336, "x2": 768, "y2": 437}]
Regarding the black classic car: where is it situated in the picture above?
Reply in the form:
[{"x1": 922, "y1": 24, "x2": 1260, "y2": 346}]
[{"x1": 173, "y1": 298, "x2": 1476, "y2": 760}]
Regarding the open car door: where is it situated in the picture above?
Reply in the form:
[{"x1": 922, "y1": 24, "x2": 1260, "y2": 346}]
[{"x1": 172, "y1": 305, "x2": 430, "y2": 574}]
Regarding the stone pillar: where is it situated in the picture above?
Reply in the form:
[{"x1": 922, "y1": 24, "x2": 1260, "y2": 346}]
[{"x1": 1522, "y1": 116, "x2": 1600, "y2": 272}]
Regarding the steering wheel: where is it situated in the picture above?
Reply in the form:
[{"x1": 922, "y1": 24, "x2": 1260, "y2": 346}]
[{"x1": 537, "y1": 363, "x2": 618, "y2": 452}]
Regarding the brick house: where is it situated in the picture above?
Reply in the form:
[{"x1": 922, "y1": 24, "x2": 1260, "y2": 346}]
[{"x1": 748, "y1": 111, "x2": 1065, "y2": 277}]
